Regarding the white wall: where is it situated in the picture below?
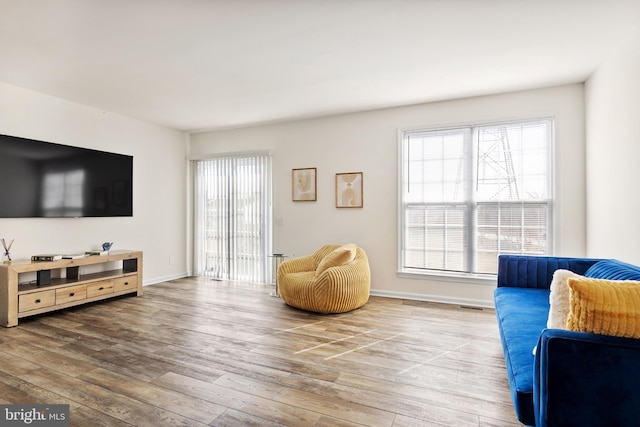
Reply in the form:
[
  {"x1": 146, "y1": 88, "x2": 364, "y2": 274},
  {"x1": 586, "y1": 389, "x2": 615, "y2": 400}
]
[
  {"x1": 0, "y1": 82, "x2": 188, "y2": 284},
  {"x1": 190, "y1": 84, "x2": 586, "y2": 307},
  {"x1": 585, "y1": 27, "x2": 640, "y2": 265}
]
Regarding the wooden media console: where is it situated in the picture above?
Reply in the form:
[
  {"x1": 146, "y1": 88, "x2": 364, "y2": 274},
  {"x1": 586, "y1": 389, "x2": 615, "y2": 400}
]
[{"x1": 0, "y1": 250, "x2": 142, "y2": 327}]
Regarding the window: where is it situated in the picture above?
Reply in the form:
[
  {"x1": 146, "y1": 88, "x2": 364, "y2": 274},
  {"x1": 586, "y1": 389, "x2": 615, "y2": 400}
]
[
  {"x1": 194, "y1": 153, "x2": 272, "y2": 283},
  {"x1": 399, "y1": 118, "x2": 553, "y2": 276}
]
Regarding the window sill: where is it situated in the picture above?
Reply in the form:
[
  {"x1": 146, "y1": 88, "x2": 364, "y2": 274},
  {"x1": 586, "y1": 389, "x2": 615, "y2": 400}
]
[{"x1": 397, "y1": 269, "x2": 496, "y2": 286}]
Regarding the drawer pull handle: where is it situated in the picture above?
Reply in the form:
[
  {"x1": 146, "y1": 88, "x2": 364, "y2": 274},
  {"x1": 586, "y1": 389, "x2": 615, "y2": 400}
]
[
  {"x1": 99, "y1": 287, "x2": 104, "y2": 290},
  {"x1": 69, "y1": 292, "x2": 75, "y2": 297},
  {"x1": 35, "y1": 299, "x2": 41, "y2": 303},
  {"x1": 124, "y1": 282, "x2": 129, "y2": 285}
]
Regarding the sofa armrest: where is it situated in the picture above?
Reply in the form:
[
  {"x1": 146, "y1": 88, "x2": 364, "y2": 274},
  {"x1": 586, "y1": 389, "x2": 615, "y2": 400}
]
[
  {"x1": 497, "y1": 255, "x2": 601, "y2": 290},
  {"x1": 534, "y1": 328, "x2": 640, "y2": 427}
]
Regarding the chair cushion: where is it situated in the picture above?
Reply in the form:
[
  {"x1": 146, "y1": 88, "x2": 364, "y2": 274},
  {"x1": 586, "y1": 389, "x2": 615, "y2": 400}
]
[
  {"x1": 315, "y1": 243, "x2": 357, "y2": 276},
  {"x1": 567, "y1": 277, "x2": 640, "y2": 338}
]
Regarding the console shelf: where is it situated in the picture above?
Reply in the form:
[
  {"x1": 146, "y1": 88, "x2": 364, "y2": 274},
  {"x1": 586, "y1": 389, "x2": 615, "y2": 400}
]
[{"x1": 0, "y1": 250, "x2": 143, "y2": 327}]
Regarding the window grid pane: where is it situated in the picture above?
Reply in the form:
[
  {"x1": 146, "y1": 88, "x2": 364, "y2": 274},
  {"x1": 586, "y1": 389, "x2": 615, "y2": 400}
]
[
  {"x1": 404, "y1": 204, "x2": 468, "y2": 272},
  {"x1": 405, "y1": 129, "x2": 470, "y2": 203},
  {"x1": 476, "y1": 122, "x2": 550, "y2": 202}
]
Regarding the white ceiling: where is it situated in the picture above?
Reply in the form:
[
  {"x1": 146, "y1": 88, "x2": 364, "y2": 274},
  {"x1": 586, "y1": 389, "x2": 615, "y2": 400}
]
[{"x1": 1, "y1": 0, "x2": 640, "y2": 133}]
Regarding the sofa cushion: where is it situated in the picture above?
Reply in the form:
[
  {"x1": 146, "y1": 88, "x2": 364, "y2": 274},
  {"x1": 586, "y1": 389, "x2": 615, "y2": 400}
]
[
  {"x1": 315, "y1": 243, "x2": 357, "y2": 277},
  {"x1": 494, "y1": 287, "x2": 549, "y2": 426},
  {"x1": 567, "y1": 277, "x2": 640, "y2": 339},
  {"x1": 547, "y1": 269, "x2": 583, "y2": 329}
]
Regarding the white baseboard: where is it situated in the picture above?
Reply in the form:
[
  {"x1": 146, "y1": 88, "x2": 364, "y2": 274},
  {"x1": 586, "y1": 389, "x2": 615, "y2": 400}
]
[
  {"x1": 143, "y1": 272, "x2": 189, "y2": 286},
  {"x1": 141, "y1": 275, "x2": 495, "y2": 309},
  {"x1": 369, "y1": 289, "x2": 494, "y2": 309}
]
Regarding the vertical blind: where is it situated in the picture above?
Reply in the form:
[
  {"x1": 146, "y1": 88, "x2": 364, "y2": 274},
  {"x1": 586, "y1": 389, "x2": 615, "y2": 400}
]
[
  {"x1": 194, "y1": 153, "x2": 272, "y2": 283},
  {"x1": 401, "y1": 119, "x2": 553, "y2": 275}
]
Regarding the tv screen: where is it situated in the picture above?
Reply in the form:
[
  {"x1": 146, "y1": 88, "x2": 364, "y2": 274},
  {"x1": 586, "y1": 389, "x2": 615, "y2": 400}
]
[{"x1": 0, "y1": 134, "x2": 133, "y2": 218}]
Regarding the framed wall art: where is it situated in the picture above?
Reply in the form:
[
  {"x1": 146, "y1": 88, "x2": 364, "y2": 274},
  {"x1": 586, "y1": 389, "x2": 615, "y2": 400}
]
[
  {"x1": 335, "y1": 172, "x2": 363, "y2": 208},
  {"x1": 292, "y1": 167, "x2": 317, "y2": 201}
]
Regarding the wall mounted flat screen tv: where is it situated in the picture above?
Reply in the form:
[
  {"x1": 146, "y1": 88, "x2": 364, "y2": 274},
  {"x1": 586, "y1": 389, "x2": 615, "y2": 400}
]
[{"x1": 0, "y1": 133, "x2": 133, "y2": 218}]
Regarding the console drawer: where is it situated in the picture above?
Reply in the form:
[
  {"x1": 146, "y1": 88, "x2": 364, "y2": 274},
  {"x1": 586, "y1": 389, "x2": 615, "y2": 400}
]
[
  {"x1": 87, "y1": 280, "x2": 114, "y2": 298},
  {"x1": 56, "y1": 284, "x2": 87, "y2": 305},
  {"x1": 19, "y1": 290, "x2": 56, "y2": 313},
  {"x1": 114, "y1": 276, "x2": 138, "y2": 292}
]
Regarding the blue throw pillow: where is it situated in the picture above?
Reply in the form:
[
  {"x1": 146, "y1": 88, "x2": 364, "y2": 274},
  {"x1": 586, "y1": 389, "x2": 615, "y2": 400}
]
[{"x1": 585, "y1": 260, "x2": 640, "y2": 281}]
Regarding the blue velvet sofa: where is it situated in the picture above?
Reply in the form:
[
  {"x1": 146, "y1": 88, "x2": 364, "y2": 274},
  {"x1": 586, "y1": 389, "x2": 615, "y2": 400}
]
[{"x1": 494, "y1": 255, "x2": 640, "y2": 426}]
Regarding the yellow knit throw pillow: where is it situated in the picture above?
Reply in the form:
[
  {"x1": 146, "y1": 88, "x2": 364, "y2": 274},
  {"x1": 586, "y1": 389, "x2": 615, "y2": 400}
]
[
  {"x1": 567, "y1": 277, "x2": 640, "y2": 338},
  {"x1": 315, "y1": 244, "x2": 357, "y2": 277}
]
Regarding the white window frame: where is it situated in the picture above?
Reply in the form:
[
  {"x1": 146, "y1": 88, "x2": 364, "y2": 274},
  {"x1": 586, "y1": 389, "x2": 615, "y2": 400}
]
[{"x1": 397, "y1": 117, "x2": 554, "y2": 282}]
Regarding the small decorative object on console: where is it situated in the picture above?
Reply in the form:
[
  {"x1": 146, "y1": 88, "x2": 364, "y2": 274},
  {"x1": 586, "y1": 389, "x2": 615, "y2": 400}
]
[
  {"x1": 31, "y1": 254, "x2": 63, "y2": 262},
  {"x1": 1, "y1": 238, "x2": 13, "y2": 263},
  {"x1": 85, "y1": 250, "x2": 108, "y2": 256},
  {"x1": 102, "y1": 242, "x2": 114, "y2": 251},
  {"x1": 61, "y1": 254, "x2": 86, "y2": 259}
]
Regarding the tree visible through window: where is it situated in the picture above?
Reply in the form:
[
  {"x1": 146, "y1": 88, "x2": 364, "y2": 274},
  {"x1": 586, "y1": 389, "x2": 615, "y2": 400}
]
[{"x1": 400, "y1": 119, "x2": 553, "y2": 275}]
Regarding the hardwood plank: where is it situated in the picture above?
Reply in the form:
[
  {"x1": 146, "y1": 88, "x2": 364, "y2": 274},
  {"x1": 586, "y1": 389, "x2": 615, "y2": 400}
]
[
  {"x1": 1, "y1": 339, "x2": 97, "y2": 378},
  {"x1": 214, "y1": 372, "x2": 396, "y2": 427},
  {"x1": 210, "y1": 408, "x2": 286, "y2": 427},
  {"x1": 18, "y1": 368, "x2": 210, "y2": 427},
  {"x1": 152, "y1": 371, "x2": 326, "y2": 426},
  {"x1": 0, "y1": 372, "x2": 131, "y2": 427},
  {"x1": 78, "y1": 367, "x2": 226, "y2": 423}
]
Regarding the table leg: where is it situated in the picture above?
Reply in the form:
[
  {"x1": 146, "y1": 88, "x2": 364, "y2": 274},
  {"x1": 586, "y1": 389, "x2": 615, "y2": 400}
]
[{"x1": 269, "y1": 255, "x2": 283, "y2": 298}]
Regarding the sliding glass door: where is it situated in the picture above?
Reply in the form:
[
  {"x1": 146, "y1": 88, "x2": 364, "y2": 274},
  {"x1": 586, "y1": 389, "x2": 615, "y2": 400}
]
[{"x1": 194, "y1": 153, "x2": 272, "y2": 283}]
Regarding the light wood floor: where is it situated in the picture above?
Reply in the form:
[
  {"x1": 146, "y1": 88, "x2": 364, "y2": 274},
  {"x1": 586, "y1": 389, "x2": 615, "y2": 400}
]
[{"x1": 0, "y1": 277, "x2": 521, "y2": 426}]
